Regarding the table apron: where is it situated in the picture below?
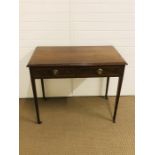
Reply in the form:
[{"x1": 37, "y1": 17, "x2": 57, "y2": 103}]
[{"x1": 30, "y1": 65, "x2": 125, "y2": 79}]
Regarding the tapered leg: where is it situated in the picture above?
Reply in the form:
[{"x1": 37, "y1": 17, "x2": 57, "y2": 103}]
[
  {"x1": 105, "y1": 77, "x2": 110, "y2": 99},
  {"x1": 31, "y1": 76, "x2": 42, "y2": 124},
  {"x1": 41, "y1": 78, "x2": 46, "y2": 99},
  {"x1": 113, "y1": 75, "x2": 124, "y2": 123}
]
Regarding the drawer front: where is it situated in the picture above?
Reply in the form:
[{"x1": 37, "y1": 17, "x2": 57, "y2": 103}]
[
  {"x1": 30, "y1": 67, "x2": 76, "y2": 78},
  {"x1": 75, "y1": 66, "x2": 124, "y2": 78},
  {"x1": 30, "y1": 65, "x2": 124, "y2": 78}
]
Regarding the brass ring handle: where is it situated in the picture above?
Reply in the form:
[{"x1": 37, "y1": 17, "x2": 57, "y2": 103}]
[
  {"x1": 53, "y1": 69, "x2": 59, "y2": 75},
  {"x1": 97, "y1": 68, "x2": 103, "y2": 75}
]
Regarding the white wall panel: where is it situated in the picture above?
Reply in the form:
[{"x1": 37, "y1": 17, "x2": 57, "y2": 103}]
[{"x1": 20, "y1": 0, "x2": 134, "y2": 97}]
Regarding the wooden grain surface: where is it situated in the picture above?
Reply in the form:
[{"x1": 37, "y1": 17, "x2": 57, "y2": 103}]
[{"x1": 27, "y1": 46, "x2": 127, "y2": 67}]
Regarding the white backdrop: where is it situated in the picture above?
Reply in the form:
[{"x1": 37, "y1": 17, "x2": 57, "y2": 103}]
[{"x1": 19, "y1": 0, "x2": 134, "y2": 97}]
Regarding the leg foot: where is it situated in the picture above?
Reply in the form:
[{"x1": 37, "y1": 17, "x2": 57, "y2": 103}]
[
  {"x1": 36, "y1": 121, "x2": 42, "y2": 124},
  {"x1": 112, "y1": 119, "x2": 116, "y2": 123}
]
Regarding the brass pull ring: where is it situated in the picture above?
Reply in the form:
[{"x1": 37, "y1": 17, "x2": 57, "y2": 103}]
[
  {"x1": 53, "y1": 69, "x2": 59, "y2": 75},
  {"x1": 97, "y1": 68, "x2": 103, "y2": 75}
]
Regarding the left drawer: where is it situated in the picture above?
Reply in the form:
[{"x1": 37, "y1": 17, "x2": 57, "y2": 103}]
[{"x1": 30, "y1": 67, "x2": 76, "y2": 78}]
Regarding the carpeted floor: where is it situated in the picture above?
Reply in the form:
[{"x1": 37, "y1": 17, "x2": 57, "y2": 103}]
[{"x1": 19, "y1": 96, "x2": 134, "y2": 155}]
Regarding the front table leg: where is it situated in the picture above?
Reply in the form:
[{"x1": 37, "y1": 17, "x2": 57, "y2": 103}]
[
  {"x1": 113, "y1": 75, "x2": 124, "y2": 123},
  {"x1": 41, "y1": 78, "x2": 46, "y2": 99},
  {"x1": 30, "y1": 76, "x2": 42, "y2": 124},
  {"x1": 105, "y1": 77, "x2": 110, "y2": 99}
]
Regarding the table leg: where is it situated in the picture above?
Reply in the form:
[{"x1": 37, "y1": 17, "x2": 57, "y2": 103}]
[
  {"x1": 105, "y1": 77, "x2": 110, "y2": 99},
  {"x1": 30, "y1": 76, "x2": 42, "y2": 124},
  {"x1": 41, "y1": 78, "x2": 46, "y2": 99},
  {"x1": 113, "y1": 75, "x2": 124, "y2": 123}
]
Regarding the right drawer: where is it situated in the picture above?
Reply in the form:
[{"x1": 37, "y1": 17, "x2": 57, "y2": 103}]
[{"x1": 74, "y1": 65, "x2": 124, "y2": 78}]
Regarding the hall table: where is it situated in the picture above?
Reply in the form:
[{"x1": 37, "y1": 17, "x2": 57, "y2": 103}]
[{"x1": 27, "y1": 46, "x2": 127, "y2": 124}]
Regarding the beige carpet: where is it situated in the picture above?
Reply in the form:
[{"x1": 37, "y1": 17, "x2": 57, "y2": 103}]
[{"x1": 20, "y1": 96, "x2": 134, "y2": 155}]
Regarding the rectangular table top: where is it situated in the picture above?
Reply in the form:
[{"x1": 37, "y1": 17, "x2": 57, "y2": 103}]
[{"x1": 27, "y1": 46, "x2": 127, "y2": 67}]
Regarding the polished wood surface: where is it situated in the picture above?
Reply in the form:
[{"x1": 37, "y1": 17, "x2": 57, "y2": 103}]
[{"x1": 27, "y1": 46, "x2": 127, "y2": 67}]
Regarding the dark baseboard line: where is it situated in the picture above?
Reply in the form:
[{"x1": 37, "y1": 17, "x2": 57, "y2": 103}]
[{"x1": 19, "y1": 95, "x2": 134, "y2": 100}]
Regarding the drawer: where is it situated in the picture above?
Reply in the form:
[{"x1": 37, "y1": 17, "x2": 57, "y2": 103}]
[
  {"x1": 75, "y1": 66, "x2": 123, "y2": 78},
  {"x1": 30, "y1": 65, "x2": 124, "y2": 78},
  {"x1": 30, "y1": 67, "x2": 76, "y2": 78}
]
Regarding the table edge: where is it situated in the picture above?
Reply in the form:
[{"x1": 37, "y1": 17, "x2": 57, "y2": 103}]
[{"x1": 27, "y1": 62, "x2": 127, "y2": 67}]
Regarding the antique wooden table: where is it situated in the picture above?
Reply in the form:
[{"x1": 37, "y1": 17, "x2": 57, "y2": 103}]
[{"x1": 27, "y1": 46, "x2": 127, "y2": 124}]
